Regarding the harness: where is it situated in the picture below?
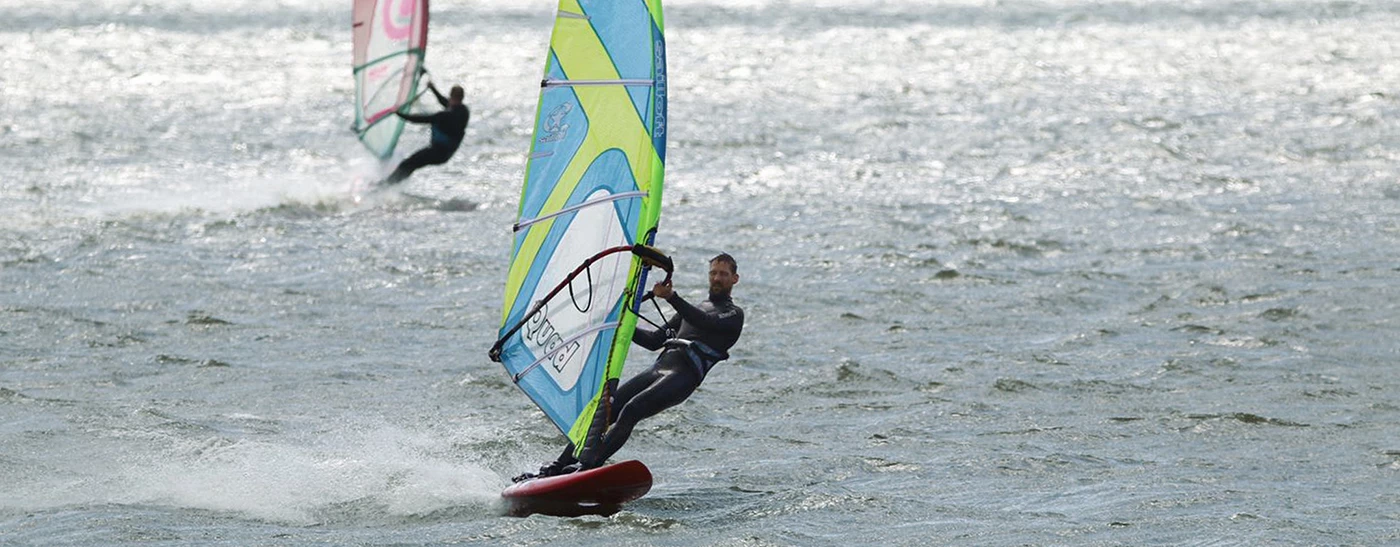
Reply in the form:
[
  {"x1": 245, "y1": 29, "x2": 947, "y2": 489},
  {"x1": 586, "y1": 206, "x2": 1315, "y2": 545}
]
[
  {"x1": 430, "y1": 126, "x2": 461, "y2": 149},
  {"x1": 662, "y1": 338, "x2": 728, "y2": 379},
  {"x1": 429, "y1": 106, "x2": 468, "y2": 149}
]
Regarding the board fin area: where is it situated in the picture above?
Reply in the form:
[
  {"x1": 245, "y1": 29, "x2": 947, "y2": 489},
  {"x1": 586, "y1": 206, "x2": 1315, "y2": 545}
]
[{"x1": 500, "y1": 460, "x2": 652, "y2": 517}]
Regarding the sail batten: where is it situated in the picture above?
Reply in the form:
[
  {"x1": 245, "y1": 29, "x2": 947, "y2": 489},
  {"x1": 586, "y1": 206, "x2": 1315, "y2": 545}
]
[
  {"x1": 511, "y1": 321, "x2": 622, "y2": 384},
  {"x1": 515, "y1": 191, "x2": 648, "y2": 232},
  {"x1": 543, "y1": 79, "x2": 656, "y2": 88},
  {"x1": 494, "y1": 0, "x2": 668, "y2": 453}
]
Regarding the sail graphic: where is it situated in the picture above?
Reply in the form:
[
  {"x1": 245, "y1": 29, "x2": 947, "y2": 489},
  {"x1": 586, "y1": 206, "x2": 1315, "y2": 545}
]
[
  {"x1": 352, "y1": 0, "x2": 429, "y2": 159},
  {"x1": 491, "y1": 0, "x2": 668, "y2": 455}
]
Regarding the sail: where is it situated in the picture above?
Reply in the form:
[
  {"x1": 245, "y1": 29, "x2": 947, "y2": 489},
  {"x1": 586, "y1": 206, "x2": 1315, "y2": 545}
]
[
  {"x1": 492, "y1": 0, "x2": 668, "y2": 454},
  {"x1": 352, "y1": 0, "x2": 429, "y2": 159}
]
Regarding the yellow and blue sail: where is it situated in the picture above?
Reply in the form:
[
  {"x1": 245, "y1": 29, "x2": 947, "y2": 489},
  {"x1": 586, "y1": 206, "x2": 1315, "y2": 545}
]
[{"x1": 493, "y1": 0, "x2": 667, "y2": 451}]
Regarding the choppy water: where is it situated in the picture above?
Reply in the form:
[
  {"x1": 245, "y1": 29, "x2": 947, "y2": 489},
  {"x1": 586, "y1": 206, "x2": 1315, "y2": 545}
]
[{"x1": 3, "y1": 0, "x2": 1400, "y2": 544}]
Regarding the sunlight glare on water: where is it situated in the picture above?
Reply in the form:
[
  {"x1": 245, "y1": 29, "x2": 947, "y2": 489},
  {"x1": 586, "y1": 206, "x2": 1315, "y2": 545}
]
[{"x1": 2, "y1": 0, "x2": 1399, "y2": 545}]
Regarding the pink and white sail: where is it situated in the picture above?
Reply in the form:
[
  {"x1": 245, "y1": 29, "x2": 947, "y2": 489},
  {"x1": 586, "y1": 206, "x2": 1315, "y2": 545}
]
[{"x1": 352, "y1": 0, "x2": 429, "y2": 159}]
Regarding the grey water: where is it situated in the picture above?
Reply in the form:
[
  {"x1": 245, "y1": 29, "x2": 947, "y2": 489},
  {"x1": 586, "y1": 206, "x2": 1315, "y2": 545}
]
[{"x1": 3, "y1": 0, "x2": 1399, "y2": 544}]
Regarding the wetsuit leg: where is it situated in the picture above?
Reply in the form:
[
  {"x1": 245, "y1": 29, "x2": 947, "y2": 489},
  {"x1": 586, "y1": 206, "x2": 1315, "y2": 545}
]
[
  {"x1": 580, "y1": 351, "x2": 700, "y2": 467},
  {"x1": 551, "y1": 351, "x2": 701, "y2": 468},
  {"x1": 383, "y1": 146, "x2": 454, "y2": 185},
  {"x1": 549, "y1": 366, "x2": 665, "y2": 467}
]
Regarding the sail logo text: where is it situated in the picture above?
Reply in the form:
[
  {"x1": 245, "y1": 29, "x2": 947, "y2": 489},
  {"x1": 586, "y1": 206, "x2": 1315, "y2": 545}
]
[
  {"x1": 653, "y1": 39, "x2": 666, "y2": 139},
  {"x1": 539, "y1": 103, "x2": 573, "y2": 143},
  {"x1": 522, "y1": 301, "x2": 581, "y2": 374},
  {"x1": 380, "y1": 0, "x2": 418, "y2": 40}
]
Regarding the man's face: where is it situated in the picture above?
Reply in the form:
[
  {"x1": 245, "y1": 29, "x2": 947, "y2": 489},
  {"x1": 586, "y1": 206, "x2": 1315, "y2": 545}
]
[{"x1": 708, "y1": 261, "x2": 739, "y2": 296}]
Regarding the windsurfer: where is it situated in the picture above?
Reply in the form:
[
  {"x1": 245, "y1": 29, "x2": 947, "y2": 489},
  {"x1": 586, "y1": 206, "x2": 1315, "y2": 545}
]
[
  {"x1": 381, "y1": 82, "x2": 469, "y2": 185},
  {"x1": 514, "y1": 253, "x2": 745, "y2": 482}
]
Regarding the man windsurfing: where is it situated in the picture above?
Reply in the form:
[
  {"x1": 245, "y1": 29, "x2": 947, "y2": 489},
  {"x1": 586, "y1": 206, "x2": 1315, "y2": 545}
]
[
  {"x1": 381, "y1": 81, "x2": 469, "y2": 185},
  {"x1": 514, "y1": 253, "x2": 746, "y2": 482}
]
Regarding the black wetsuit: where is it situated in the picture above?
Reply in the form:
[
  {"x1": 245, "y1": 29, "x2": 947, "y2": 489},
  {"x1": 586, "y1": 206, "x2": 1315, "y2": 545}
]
[
  {"x1": 554, "y1": 291, "x2": 744, "y2": 469},
  {"x1": 383, "y1": 87, "x2": 469, "y2": 185}
]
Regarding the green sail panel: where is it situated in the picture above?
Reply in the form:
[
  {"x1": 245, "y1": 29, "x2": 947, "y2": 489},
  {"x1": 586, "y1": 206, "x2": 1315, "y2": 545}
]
[{"x1": 494, "y1": 0, "x2": 667, "y2": 451}]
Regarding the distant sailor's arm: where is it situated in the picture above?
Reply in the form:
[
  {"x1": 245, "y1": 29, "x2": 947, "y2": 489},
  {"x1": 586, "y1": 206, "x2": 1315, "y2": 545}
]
[
  {"x1": 398, "y1": 111, "x2": 442, "y2": 124},
  {"x1": 398, "y1": 112, "x2": 429, "y2": 123},
  {"x1": 665, "y1": 294, "x2": 743, "y2": 334},
  {"x1": 427, "y1": 83, "x2": 449, "y2": 108}
]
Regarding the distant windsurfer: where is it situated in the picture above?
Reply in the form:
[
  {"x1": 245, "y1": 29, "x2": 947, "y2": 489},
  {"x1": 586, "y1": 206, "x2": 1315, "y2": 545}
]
[
  {"x1": 380, "y1": 82, "x2": 469, "y2": 185},
  {"x1": 514, "y1": 253, "x2": 746, "y2": 482}
]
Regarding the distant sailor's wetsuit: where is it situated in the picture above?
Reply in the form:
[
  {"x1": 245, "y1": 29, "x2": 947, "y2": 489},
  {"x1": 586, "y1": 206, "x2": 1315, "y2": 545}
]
[
  {"x1": 554, "y1": 291, "x2": 744, "y2": 469},
  {"x1": 383, "y1": 87, "x2": 469, "y2": 185}
]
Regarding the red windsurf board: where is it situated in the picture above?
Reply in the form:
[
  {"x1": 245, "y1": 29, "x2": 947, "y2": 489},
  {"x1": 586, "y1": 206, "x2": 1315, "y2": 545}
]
[{"x1": 501, "y1": 460, "x2": 652, "y2": 517}]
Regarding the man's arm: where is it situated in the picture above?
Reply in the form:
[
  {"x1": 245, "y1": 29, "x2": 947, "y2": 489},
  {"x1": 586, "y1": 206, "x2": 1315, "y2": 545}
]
[
  {"x1": 427, "y1": 82, "x2": 449, "y2": 108},
  {"x1": 633, "y1": 313, "x2": 682, "y2": 351},
  {"x1": 665, "y1": 293, "x2": 743, "y2": 335},
  {"x1": 399, "y1": 110, "x2": 445, "y2": 124}
]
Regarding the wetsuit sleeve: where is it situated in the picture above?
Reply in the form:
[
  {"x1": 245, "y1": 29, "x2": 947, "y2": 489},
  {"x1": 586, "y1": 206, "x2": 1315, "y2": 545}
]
[
  {"x1": 665, "y1": 294, "x2": 743, "y2": 335},
  {"x1": 398, "y1": 111, "x2": 431, "y2": 124},
  {"x1": 399, "y1": 111, "x2": 445, "y2": 125},
  {"x1": 422, "y1": 83, "x2": 449, "y2": 108},
  {"x1": 633, "y1": 313, "x2": 682, "y2": 351}
]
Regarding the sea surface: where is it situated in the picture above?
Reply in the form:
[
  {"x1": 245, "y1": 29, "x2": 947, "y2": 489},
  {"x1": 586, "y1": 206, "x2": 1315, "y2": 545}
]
[{"x1": 3, "y1": 0, "x2": 1399, "y2": 545}]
